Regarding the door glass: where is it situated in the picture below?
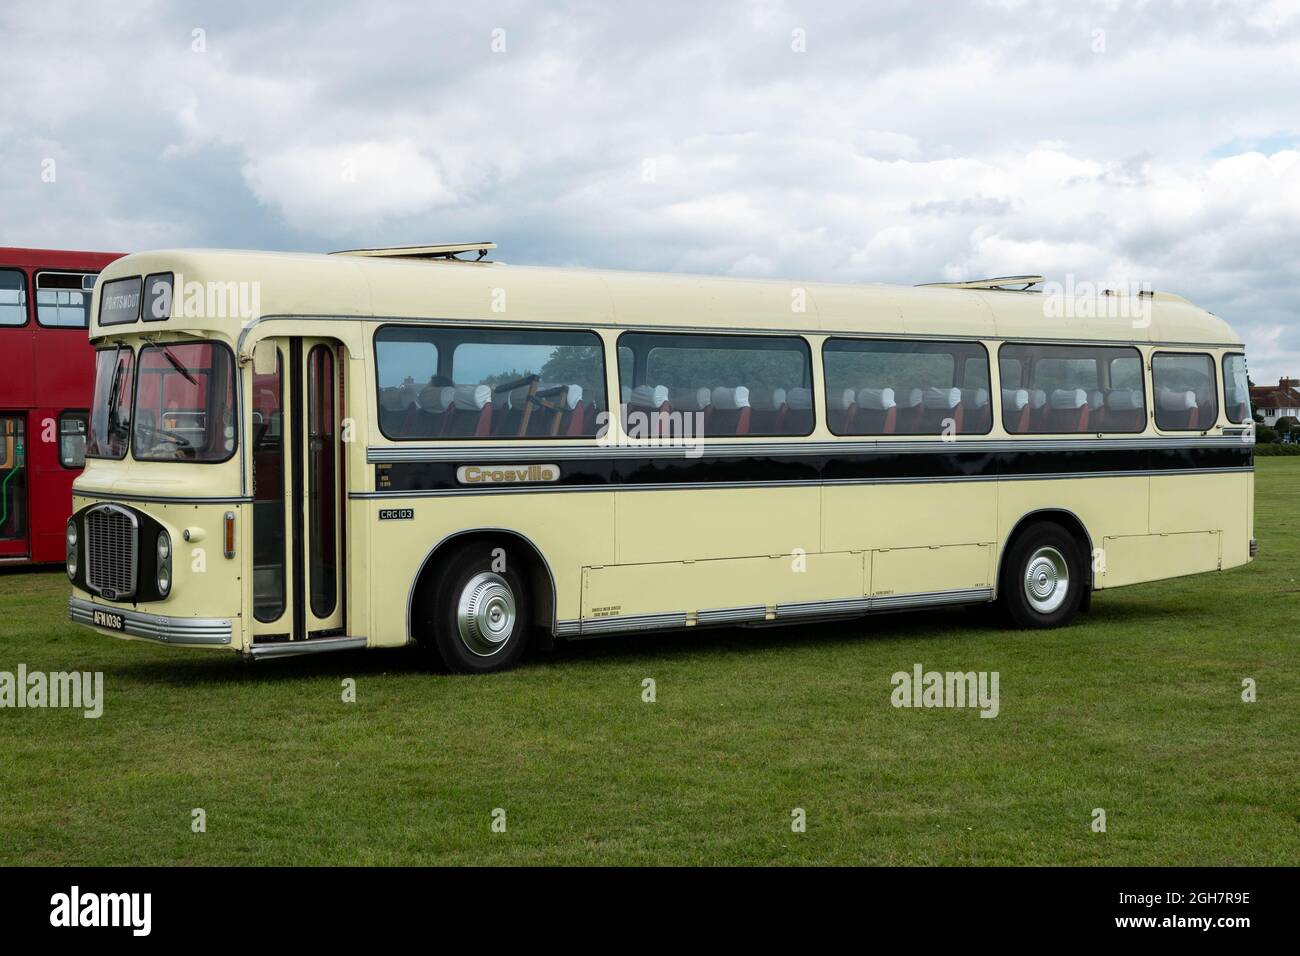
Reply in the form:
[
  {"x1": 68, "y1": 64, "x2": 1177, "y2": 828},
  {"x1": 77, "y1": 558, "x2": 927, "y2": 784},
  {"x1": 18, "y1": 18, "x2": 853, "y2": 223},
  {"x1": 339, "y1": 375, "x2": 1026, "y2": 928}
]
[
  {"x1": 252, "y1": 349, "x2": 285, "y2": 622},
  {"x1": 307, "y1": 345, "x2": 337, "y2": 617},
  {"x1": 0, "y1": 417, "x2": 27, "y2": 542}
]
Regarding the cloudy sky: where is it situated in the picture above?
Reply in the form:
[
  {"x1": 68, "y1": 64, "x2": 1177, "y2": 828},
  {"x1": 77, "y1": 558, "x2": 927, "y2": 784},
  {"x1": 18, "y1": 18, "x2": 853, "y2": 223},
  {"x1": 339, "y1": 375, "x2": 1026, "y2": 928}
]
[{"x1": 2, "y1": 0, "x2": 1298, "y2": 381}]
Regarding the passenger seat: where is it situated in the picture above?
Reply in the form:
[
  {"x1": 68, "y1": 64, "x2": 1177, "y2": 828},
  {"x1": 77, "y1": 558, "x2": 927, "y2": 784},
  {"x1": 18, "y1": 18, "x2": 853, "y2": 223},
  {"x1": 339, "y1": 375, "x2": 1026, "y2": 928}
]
[{"x1": 709, "y1": 386, "x2": 751, "y2": 435}]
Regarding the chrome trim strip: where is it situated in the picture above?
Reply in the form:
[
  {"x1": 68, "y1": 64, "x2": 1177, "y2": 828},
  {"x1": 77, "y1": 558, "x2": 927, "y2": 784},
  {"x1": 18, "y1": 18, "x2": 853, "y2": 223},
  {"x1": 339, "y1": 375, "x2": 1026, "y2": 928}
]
[
  {"x1": 74, "y1": 490, "x2": 253, "y2": 505},
  {"x1": 573, "y1": 611, "x2": 689, "y2": 636},
  {"x1": 554, "y1": 619, "x2": 583, "y2": 638},
  {"x1": 557, "y1": 587, "x2": 996, "y2": 637},
  {"x1": 249, "y1": 636, "x2": 368, "y2": 659},
  {"x1": 69, "y1": 597, "x2": 232, "y2": 646},
  {"x1": 871, "y1": 587, "x2": 993, "y2": 610},
  {"x1": 776, "y1": 597, "x2": 871, "y2": 618},
  {"x1": 697, "y1": 605, "x2": 767, "y2": 624},
  {"x1": 351, "y1": 466, "x2": 1251, "y2": 499},
  {"x1": 367, "y1": 435, "x2": 1251, "y2": 463}
]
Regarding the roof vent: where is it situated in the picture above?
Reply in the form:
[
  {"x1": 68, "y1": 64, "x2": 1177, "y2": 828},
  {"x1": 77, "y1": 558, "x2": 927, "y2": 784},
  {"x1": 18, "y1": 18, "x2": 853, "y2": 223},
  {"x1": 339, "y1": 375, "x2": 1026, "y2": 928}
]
[
  {"x1": 917, "y1": 275, "x2": 1044, "y2": 292},
  {"x1": 330, "y1": 242, "x2": 496, "y2": 262}
]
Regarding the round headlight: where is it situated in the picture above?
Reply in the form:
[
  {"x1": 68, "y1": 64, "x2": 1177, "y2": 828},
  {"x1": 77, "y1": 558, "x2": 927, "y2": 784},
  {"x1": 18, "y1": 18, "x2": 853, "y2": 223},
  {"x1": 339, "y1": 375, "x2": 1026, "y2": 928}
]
[
  {"x1": 156, "y1": 530, "x2": 172, "y2": 596},
  {"x1": 66, "y1": 520, "x2": 78, "y2": 580}
]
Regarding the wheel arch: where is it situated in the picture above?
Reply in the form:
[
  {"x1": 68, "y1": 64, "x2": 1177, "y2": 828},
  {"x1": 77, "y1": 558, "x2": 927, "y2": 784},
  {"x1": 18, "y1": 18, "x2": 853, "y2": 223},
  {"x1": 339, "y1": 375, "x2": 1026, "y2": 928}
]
[
  {"x1": 405, "y1": 528, "x2": 558, "y2": 644},
  {"x1": 998, "y1": 508, "x2": 1095, "y2": 604}
]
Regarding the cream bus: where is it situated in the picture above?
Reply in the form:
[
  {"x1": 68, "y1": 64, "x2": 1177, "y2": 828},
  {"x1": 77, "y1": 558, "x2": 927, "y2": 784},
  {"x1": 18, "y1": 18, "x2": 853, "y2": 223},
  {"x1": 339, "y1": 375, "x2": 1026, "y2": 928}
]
[{"x1": 67, "y1": 244, "x2": 1255, "y2": 671}]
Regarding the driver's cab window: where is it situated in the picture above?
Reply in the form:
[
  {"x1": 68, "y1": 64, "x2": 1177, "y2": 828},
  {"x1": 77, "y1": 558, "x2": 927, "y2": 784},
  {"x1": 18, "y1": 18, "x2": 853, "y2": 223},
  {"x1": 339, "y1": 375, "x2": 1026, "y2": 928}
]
[{"x1": 133, "y1": 342, "x2": 236, "y2": 462}]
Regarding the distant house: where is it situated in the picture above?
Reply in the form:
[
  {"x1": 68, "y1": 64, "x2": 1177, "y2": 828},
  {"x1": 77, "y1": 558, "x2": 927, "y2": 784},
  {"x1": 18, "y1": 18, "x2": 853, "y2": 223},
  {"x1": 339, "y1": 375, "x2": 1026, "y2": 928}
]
[{"x1": 1250, "y1": 376, "x2": 1300, "y2": 427}]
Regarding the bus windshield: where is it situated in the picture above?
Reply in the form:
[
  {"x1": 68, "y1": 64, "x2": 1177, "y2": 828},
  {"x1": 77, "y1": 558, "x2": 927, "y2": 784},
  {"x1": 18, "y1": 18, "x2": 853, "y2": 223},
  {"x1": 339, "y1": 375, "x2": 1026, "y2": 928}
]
[
  {"x1": 87, "y1": 346, "x2": 134, "y2": 459},
  {"x1": 132, "y1": 342, "x2": 237, "y2": 462}
]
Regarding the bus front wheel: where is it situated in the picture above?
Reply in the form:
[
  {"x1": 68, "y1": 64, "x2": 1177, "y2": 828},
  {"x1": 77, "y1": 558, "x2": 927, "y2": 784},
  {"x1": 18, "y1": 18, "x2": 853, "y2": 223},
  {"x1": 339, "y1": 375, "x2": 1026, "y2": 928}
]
[
  {"x1": 998, "y1": 522, "x2": 1084, "y2": 629},
  {"x1": 424, "y1": 543, "x2": 531, "y2": 673}
]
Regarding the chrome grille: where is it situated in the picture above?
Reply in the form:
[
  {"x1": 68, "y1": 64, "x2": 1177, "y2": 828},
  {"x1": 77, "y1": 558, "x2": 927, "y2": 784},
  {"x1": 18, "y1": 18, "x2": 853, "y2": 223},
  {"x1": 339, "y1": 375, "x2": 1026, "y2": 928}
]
[{"x1": 85, "y1": 505, "x2": 138, "y2": 600}]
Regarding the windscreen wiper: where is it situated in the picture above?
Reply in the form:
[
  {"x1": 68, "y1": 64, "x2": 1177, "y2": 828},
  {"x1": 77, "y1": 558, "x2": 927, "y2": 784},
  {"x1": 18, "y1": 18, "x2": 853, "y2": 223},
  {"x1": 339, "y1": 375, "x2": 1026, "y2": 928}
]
[
  {"x1": 104, "y1": 345, "x2": 126, "y2": 434},
  {"x1": 145, "y1": 337, "x2": 198, "y2": 386}
]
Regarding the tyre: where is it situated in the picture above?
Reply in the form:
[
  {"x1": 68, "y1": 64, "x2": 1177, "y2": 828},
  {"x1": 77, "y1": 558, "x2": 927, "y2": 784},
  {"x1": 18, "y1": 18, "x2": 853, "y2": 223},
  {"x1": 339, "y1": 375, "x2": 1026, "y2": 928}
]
[
  {"x1": 998, "y1": 521, "x2": 1085, "y2": 629},
  {"x1": 421, "y1": 542, "x2": 531, "y2": 673}
]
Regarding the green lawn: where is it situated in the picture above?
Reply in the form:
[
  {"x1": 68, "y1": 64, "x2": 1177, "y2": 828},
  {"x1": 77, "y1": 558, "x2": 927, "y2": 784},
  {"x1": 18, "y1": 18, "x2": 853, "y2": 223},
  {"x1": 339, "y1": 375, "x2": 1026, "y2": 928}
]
[{"x1": 1, "y1": 461, "x2": 1297, "y2": 866}]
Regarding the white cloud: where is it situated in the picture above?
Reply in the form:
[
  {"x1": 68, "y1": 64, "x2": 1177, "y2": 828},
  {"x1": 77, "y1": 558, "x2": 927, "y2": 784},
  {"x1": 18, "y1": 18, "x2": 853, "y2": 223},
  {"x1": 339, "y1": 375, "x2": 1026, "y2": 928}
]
[{"x1": 241, "y1": 142, "x2": 456, "y2": 231}]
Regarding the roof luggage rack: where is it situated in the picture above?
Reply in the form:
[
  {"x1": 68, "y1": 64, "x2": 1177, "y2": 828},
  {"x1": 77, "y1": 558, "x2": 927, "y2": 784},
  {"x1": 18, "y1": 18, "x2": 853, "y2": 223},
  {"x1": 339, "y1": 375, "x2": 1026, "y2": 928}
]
[
  {"x1": 917, "y1": 275, "x2": 1044, "y2": 292},
  {"x1": 330, "y1": 242, "x2": 496, "y2": 261}
]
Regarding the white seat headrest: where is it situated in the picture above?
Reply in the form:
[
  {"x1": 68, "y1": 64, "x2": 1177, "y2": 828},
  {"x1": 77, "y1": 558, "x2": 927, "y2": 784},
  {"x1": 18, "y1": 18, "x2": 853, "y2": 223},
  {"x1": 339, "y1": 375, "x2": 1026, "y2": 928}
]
[
  {"x1": 961, "y1": 387, "x2": 989, "y2": 409},
  {"x1": 630, "y1": 384, "x2": 669, "y2": 408},
  {"x1": 620, "y1": 386, "x2": 631, "y2": 406},
  {"x1": 923, "y1": 386, "x2": 961, "y2": 409},
  {"x1": 785, "y1": 387, "x2": 812, "y2": 411},
  {"x1": 896, "y1": 387, "x2": 924, "y2": 408},
  {"x1": 835, "y1": 387, "x2": 856, "y2": 411},
  {"x1": 1029, "y1": 388, "x2": 1047, "y2": 409},
  {"x1": 453, "y1": 383, "x2": 491, "y2": 411},
  {"x1": 749, "y1": 387, "x2": 787, "y2": 411},
  {"x1": 1088, "y1": 390, "x2": 1105, "y2": 409},
  {"x1": 856, "y1": 387, "x2": 896, "y2": 411},
  {"x1": 1001, "y1": 388, "x2": 1029, "y2": 411},
  {"x1": 1157, "y1": 388, "x2": 1196, "y2": 411},
  {"x1": 1050, "y1": 388, "x2": 1088, "y2": 410},
  {"x1": 669, "y1": 387, "x2": 711, "y2": 411},
  {"x1": 418, "y1": 385, "x2": 454, "y2": 413},
  {"x1": 556, "y1": 384, "x2": 583, "y2": 410},
  {"x1": 1105, "y1": 388, "x2": 1144, "y2": 411},
  {"x1": 711, "y1": 385, "x2": 750, "y2": 410}
]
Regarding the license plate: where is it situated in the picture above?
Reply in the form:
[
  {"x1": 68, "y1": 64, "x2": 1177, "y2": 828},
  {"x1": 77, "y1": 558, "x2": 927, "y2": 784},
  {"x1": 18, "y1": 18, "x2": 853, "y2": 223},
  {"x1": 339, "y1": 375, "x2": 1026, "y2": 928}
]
[{"x1": 92, "y1": 608, "x2": 126, "y2": 631}]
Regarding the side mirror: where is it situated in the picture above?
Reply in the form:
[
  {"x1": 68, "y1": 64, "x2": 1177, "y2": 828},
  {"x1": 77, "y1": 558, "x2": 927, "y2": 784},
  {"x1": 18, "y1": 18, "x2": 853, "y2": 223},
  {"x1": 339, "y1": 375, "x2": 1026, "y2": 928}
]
[{"x1": 252, "y1": 340, "x2": 278, "y2": 376}]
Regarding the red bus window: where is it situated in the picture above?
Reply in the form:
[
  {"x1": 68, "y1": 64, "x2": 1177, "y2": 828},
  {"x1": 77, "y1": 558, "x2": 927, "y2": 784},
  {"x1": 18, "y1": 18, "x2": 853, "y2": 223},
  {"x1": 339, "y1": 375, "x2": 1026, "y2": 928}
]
[
  {"x1": 36, "y1": 272, "x2": 97, "y2": 328},
  {"x1": 59, "y1": 411, "x2": 89, "y2": 468},
  {"x1": 0, "y1": 270, "x2": 26, "y2": 326}
]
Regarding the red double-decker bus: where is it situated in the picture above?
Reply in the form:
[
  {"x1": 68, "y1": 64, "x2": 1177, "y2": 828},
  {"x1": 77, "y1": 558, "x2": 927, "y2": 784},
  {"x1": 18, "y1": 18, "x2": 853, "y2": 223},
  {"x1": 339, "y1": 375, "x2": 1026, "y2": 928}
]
[{"x1": 1, "y1": 247, "x2": 124, "y2": 565}]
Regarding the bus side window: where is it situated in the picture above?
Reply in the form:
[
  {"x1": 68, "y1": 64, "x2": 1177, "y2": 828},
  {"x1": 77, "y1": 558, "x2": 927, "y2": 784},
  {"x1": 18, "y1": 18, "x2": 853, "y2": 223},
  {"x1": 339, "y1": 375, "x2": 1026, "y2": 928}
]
[
  {"x1": 1222, "y1": 354, "x2": 1251, "y2": 424},
  {"x1": 0, "y1": 270, "x2": 26, "y2": 326},
  {"x1": 999, "y1": 343, "x2": 1146, "y2": 435},
  {"x1": 58, "y1": 411, "x2": 89, "y2": 468},
  {"x1": 823, "y1": 338, "x2": 990, "y2": 437},
  {"x1": 617, "y1": 331, "x2": 814, "y2": 438},
  {"x1": 1152, "y1": 352, "x2": 1217, "y2": 431}
]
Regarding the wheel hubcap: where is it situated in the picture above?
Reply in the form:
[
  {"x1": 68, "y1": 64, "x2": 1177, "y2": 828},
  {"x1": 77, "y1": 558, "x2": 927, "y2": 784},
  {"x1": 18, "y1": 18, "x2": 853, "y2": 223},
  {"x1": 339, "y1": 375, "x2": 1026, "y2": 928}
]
[
  {"x1": 1023, "y1": 546, "x2": 1069, "y2": 614},
  {"x1": 456, "y1": 572, "x2": 516, "y2": 657}
]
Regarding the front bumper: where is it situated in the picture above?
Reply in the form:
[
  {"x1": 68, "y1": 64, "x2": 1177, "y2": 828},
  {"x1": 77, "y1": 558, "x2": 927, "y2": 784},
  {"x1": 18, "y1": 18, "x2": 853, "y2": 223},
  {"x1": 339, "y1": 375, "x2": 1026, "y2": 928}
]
[{"x1": 68, "y1": 596, "x2": 233, "y2": 646}]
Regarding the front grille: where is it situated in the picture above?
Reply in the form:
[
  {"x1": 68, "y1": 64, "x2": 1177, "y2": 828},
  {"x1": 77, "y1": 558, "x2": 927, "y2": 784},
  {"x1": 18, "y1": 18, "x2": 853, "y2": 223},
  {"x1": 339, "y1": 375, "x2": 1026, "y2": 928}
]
[{"x1": 85, "y1": 505, "x2": 138, "y2": 600}]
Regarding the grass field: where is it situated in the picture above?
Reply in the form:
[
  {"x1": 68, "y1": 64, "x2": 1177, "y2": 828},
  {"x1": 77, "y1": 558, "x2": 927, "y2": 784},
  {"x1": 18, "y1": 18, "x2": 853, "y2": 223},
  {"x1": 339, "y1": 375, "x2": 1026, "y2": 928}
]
[{"x1": 1, "y1": 461, "x2": 1297, "y2": 866}]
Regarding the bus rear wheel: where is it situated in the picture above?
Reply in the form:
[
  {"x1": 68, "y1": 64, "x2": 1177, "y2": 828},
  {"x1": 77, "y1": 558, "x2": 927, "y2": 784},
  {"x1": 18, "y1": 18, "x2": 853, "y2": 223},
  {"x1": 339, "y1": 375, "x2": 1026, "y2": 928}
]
[
  {"x1": 998, "y1": 522, "x2": 1084, "y2": 629},
  {"x1": 423, "y1": 543, "x2": 531, "y2": 673}
]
